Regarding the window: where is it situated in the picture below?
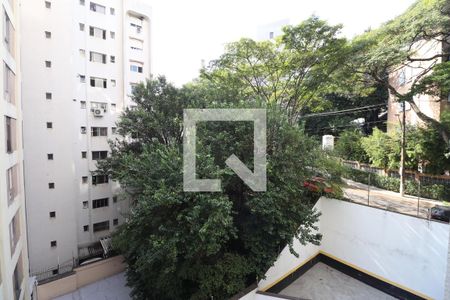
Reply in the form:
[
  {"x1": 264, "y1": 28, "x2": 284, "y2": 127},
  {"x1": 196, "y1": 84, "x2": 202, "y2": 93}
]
[
  {"x1": 81, "y1": 151, "x2": 87, "y2": 158},
  {"x1": 46, "y1": 122, "x2": 52, "y2": 129},
  {"x1": 93, "y1": 198, "x2": 109, "y2": 210},
  {"x1": 130, "y1": 63, "x2": 143, "y2": 73},
  {"x1": 83, "y1": 225, "x2": 89, "y2": 232},
  {"x1": 93, "y1": 220, "x2": 110, "y2": 232},
  {"x1": 92, "y1": 174, "x2": 109, "y2": 185},
  {"x1": 48, "y1": 182, "x2": 55, "y2": 189},
  {"x1": 4, "y1": 63, "x2": 16, "y2": 104},
  {"x1": 130, "y1": 23, "x2": 142, "y2": 34},
  {"x1": 269, "y1": 31, "x2": 274, "y2": 39},
  {"x1": 45, "y1": 60, "x2": 52, "y2": 68},
  {"x1": 4, "y1": 11, "x2": 15, "y2": 56},
  {"x1": 79, "y1": 49, "x2": 85, "y2": 56},
  {"x1": 110, "y1": 31, "x2": 115, "y2": 39},
  {"x1": 79, "y1": 75, "x2": 86, "y2": 83},
  {"x1": 90, "y1": 77, "x2": 107, "y2": 88},
  {"x1": 111, "y1": 79, "x2": 116, "y2": 87},
  {"x1": 6, "y1": 117, "x2": 16, "y2": 153},
  {"x1": 80, "y1": 0, "x2": 85, "y2": 5},
  {"x1": 82, "y1": 201, "x2": 88, "y2": 208},
  {"x1": 90, "y1": 2, "x2": 105, "y2": 14},
  {"x1": 91, "y1": 102, "x2": 107, "y2": 113},
  {"x1": 130, "y1": 83, "x2": 138, "y2": 93},
  {"x1": 91, "y1": 127, "x2": 107, "y2": 137},
  {"x1": 49, "y1": 211, "x2": 56, "y2": 218},
  {"x1": 113, "y1": 196, "x2": 118, "y2": 203},
  {"x1": 45, "y1": 1, "x2": 51, "y2": 8},
  {"x1": 82, "y1": 176, "x2": 88, "y2": 183},
  {"x1": 92, "y1": 151, "x2": 108, "y2": 160},
  {"x1": 130, "y1": 38, "x2": 143, "y2": 51},
  {"x1": 112, "y1": 127, "x2": 117, "y2": 134},
  {"x1": 79, "y1": 23, "x2": 85, "y2": 31},
  {"x1": 113, "y1": 219, "x2": 118, "y2": 226},
  {"x1": 110, "y1": 55, "x2": 115, "y2": 63},
  {"x1": 9, "y1": 213, "x2": 20, "y2": 256},
  {"x1": 47, "y1": 153, "x2": 53, "y2": 160},
  {"x1": 89, "y1": 51, "x2": 106, "y2": 64},
  {"x1": 80, "y1": 101, "x2": 86, "y2": 108},
  {"x1": 46, "y1": 92, "x2": 52, "y2": 100},
  {"x1": 6, "y1": 165, "x2": 18, "y2": 205},
  {"x1": 89, "y1": 26, "x2": 106, "y2": 39},
  {"x1": 80, "y1": 126, "x2": 86, "y2": 134},
  {"x1": 110, "y1": 7, "x2": 115, "y2": 15},
  {"x1": 45, "y1": 31, "x2": 51, "y2": 38},
  {"x1": 111, "y1": 103, "x2": 116, "y2": 111},
  {"x1": 50, "y1": 240, "x2": 57, "y2": 247}
]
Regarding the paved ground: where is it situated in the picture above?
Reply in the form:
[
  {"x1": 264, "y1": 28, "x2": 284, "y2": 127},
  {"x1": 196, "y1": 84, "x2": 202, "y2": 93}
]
[
  {"x1": 279, "y1": 262, "x2": 395, "y2": 300},
  {"x1": 342, "y1": 179, "x2": 442, "y2": 219},
  {"x1": 54, "y1": 272, "x2": 131, "y2": 300}
]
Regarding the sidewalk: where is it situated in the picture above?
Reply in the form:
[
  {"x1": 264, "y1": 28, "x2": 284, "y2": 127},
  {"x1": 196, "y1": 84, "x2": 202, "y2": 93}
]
[{"x1": 342, "y1": 179, "x2": 442, "y2": 219}]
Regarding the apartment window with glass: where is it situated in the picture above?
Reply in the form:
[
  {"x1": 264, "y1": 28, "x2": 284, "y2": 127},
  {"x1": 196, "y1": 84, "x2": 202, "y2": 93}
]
[
  {"x1": 93, "y1": 197, "x2": 109, "y2": 208},
  {"x1": 130, "y1": 38, "x2": 143, "y2": 51},
  {"x1": 91, "y1": 101, "x2": 107, "y2": 112},
  {"x1": 110, "y1": 55, "x2": 115, "y2": 63},
  {"x1": 90, "y1": 77, "x2": 107, "y2": 88},
  {"x1": 110, "y1": 31, "x2": 115, "y2": 39},
  {"x1": 4, "y1": 63, "x2": 15, "y2": 104},
  {"x1": 83, "y1": 225, "x2": 89, "y2": 232},
  {"x1": 7, "y1": 164, "x2": 18, "y2": 205},
  {"x1": 89, "y1": 26, "x2": 106, "y2": 39},
  {"x1": 93, "y1": 220, "x2": 110, "y2": 232},
  {"x1": 92, "y1": 174, "x2": 109, "y2": 185},
  {"x1": 80, "y1": 0, "x2": 85, "y2": 5},
  {"x1": 82, "y1": 201, "x2": 88, "y2": 208},
  {"x1": 91, "y1": 127, "x2": 107, "y2": 136},
  {"x1": 9, "y1": 212, "x2": 20, "y2": 256},
  {"x1": 45, "y1": 31, "x2": 51, "y2": 38},
  {"x1": 90, "y1": 2, "x2": 105, "y2": 14},
  {"x1": 110, "y1": 7, "x2": 115, "y2": 15},
  {"x1": 5, "y1": 116, "x2": 16, "y2": 153},
  {"x1": 130, "y1": 62, "x2": 143, "y2": 73},
  {"x1": 45, "y1": 1, "x2": 51, "y2": 8},
  {"x1": 113, "y1": 219, "x2": 118, "y2": 226},
  {"x1": 89, "y1": 51, "x2": 106, "y2": 64},
  {"x1": 130, "y1": 23, "x2": 142, "y2": 34},
  {"x1": 3, "y1": 10, "x2": 15, "y2": 57},
  {"x1": 92, "y1": 151, "x2": 107, "y2": 160}
]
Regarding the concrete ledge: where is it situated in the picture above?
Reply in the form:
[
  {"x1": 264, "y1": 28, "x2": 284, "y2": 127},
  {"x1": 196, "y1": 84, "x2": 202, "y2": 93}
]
[{"x1": 36, "y1": 256, "x2": 126, "y2": 300}]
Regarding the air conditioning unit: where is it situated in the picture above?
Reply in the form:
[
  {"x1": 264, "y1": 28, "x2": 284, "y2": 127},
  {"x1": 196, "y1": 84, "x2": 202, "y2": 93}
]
[{"x1": 93, "y1": 109, "x2": 104, "y2": 117}]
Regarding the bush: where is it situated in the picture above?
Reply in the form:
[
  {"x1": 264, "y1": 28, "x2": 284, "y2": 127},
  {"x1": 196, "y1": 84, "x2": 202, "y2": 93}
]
[
  {"x1": 342, "y1": 166, "x2": 450, "y2": 201},
  {"x1": 334, "y1": 129, "x2": 368, "y2": 162}
]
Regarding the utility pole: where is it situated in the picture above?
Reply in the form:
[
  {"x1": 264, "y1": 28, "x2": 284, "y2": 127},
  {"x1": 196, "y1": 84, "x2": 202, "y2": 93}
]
[{"x1": 399, "y1": 101, "x2": 406, "y2": 196}]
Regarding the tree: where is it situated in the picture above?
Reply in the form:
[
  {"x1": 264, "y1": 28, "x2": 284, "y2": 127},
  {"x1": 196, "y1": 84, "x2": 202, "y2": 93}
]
[
  {"x1": 201, "y1": 16, "x2": 348, "y2": 124},
  {"x1": 334, "y1": 129, "x2": 368, "y2": 162},
  {"x1": 347, "y1": 0, "x2": 450, "y2": 145},
  {"x1": 361, "y1": 128, "x2": 400, "y2": 170},
  {"x1": 99, "y1": 77, "x2": 329, "y2": 299}
]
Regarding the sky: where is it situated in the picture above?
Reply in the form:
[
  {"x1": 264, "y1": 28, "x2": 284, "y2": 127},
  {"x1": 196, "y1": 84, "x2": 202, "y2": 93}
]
[{"x1": 148, "y1": 0, "x2": 416, "y2": 86}]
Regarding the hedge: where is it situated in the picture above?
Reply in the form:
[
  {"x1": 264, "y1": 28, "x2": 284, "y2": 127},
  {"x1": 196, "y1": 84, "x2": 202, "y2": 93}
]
[{"x1": 342, "y1": 166, "x2": 450, "y2": 201}]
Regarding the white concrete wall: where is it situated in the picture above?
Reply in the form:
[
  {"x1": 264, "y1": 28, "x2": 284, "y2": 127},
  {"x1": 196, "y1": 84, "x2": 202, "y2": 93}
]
[{"x1": 247, "y1": 198, "x2": 449, "y2": 300}]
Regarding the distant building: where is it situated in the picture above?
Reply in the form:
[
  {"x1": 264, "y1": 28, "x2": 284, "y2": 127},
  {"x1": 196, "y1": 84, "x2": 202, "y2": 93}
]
[
  {"x1": 387, "y1": 39, "x2": 449, "y2": 130},
  {"x1": 0, "y1": 0, "x2": 31, "y2": 299},
  {"x1": 256, "y1": 19, "x2": 290, "y2": 41},
  {"x1": 20, "y1": 0, "x2": 151, "y2": 277}
]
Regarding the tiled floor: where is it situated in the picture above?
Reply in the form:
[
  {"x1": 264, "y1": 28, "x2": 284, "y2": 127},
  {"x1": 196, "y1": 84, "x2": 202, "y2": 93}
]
[
  {"x1": 279, "y1": 262, "x2": 396, "y2": 300},
  {"x1": 54, "y1": 272, "x2": 131, "y2": 300}
]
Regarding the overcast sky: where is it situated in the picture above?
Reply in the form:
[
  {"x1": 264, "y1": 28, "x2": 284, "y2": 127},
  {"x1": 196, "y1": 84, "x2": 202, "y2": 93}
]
[{"x1": 148, "y1": 0, "x2": 416, "y2": 86}]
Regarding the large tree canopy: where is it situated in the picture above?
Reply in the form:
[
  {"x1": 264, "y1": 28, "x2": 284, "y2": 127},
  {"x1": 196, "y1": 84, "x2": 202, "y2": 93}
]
[{"x1": 99, "y1": 77, "x2": 336, "y2": 299}]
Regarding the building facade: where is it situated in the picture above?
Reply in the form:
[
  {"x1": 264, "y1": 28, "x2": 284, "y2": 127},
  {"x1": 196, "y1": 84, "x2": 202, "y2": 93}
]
[
  {"x1": 387, "y1": 39, "x2": 449, "y2": 130},
  {"x1": 0, "y1": 0, "x2": 31, "y2": 299},
  {"x1": 20, "y1": 0, "x2": 151, "y2": 275}
]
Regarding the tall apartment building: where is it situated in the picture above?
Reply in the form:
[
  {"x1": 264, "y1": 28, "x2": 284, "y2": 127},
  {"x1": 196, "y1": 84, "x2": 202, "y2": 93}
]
[
  {"x1": 387, "y1": 38, "x2": 449, "y2": 130},
  {"x1": 0, "y1": 0, "x2": 31, "y2": 299},
  {"x1": 20, "y1": 0, "x2": 151, "y2": 275}
]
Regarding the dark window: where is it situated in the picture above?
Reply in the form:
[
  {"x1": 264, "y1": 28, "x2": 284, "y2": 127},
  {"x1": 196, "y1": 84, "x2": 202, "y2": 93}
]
[
  {"x1": 113, "y1": 219, "x2": 118, "y2": 226},
  {"x1": 81, "y1": 151, "x2": 87, "y2": 158},
  {"x1": 92, "y1": 175, "x2": 109, "y2": 185},
  {"x1": 45, "y1": 31, "x2": 51, "y2": 38},
  {"x1": 92, "y1": 198, "x2": 109, "y2": 208},
  {"x1": 91, "y1": 127, "x2": 107, "y2": 136},
  {"x1": 50, "y1": 240, "x2": 57, "y2": 247},
  {"x1": 6, "y1": 117, "x2": 15, "y2": 153},
  {"x1": 46, "y1": 92, "x2": 52, "y2": 100},
  {"x1": 82, "y1": 176, "x2": 88, "y2": 183},
  {"x1": 49, "y1": 211, "x2": 56, "y2": 218},
  {"x1": 113, "y1": 196, "x2": 118, "y2": 203},
  {"x1": 48, "y1": 183, "x2": 55, "y2": 189},
  {"x1": 92, "y1": 151, "x2": 108, "y2": 160},
  {"x1": 93, "y1": 220, "x2": 110, "y2": 232},
  {"x1": 83, "y1": 225, "x2": 89, "y2": 231},
  {"x1": 46, "y1": 122, "x2": 52, "y2": 129},
  {"x1": 82, "y1": 201, "x2": 88, "y2": 208},
  {"x1": 81, "y1": 126, "x2": 87, "y2": 134},
  {"x1": 47, "y1": 153, "x2": 53, "y2": 160},
  {"x1": 45, "y1": 61, "x2": 52, "y2": 68},
  {"x1": 45, "y1": 1, "x2": 51, "y2": 8}
]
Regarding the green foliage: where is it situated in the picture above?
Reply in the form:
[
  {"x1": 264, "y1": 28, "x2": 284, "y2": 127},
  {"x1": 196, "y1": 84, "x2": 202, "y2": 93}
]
[
  {"x1": 361, "y1": 128, "x2": 400, "y2": 170},
  {"x1": 100, "y1": 77, "x2": 330, "y2": 299},
  {"x1": 334, "y1": 129, "x2": 368, "y2": 162}
]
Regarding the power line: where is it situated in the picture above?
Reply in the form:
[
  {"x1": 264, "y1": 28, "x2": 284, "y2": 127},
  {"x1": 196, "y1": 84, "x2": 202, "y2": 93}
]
[
  {"x1": 301, "y1": 103, "x2": 387, "y2": 118},
  {"x1": 304, "y1": 119, "x2": 387, "y2": 133}
]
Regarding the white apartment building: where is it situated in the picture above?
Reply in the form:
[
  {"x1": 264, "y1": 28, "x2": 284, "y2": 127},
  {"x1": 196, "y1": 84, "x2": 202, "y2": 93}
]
[
  {"x1": 20, "y1": 0, "x2": 151, "y2": 276},
  {"x1": 0, "y1": 0, "x2": 31, "y2": 299}
]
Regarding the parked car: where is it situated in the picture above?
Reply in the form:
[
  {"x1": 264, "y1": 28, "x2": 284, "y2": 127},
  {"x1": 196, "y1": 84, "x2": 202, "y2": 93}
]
[{"x1": 430, "y1": 205, "x2": 450, "y2": 223}]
